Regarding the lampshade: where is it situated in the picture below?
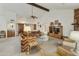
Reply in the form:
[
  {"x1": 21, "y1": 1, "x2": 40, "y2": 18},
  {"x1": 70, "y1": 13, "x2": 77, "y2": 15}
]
[
  {"x1": 24, "y1": 25, "x2": 31, "y2": 32},
  {"x1": 70, "y1": 31, "x2": 79, "y2": 41}
]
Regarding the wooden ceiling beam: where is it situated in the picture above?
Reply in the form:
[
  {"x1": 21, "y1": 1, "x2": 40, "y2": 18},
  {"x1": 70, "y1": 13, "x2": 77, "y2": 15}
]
[{"x1": 27, "y1": 3, "x2": 49, "y2": 12}]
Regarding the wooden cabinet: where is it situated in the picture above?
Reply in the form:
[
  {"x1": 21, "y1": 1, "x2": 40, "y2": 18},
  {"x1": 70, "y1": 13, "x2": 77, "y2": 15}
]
[
  {"x1": 48, "y1": 21, "x2": 63, "y2": 39},
  {"x1": 73, "y1": 9, "x2": 79, "y2": 31},
  {"x1": 7, "y1": 30, "x2": 15, "y2": 37},
  {"x1": 49, "y1": 26, "x2": 63, "y2": 39}
]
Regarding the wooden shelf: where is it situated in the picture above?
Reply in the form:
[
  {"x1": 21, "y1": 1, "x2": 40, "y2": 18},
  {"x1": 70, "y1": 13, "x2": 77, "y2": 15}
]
[
  {"x1": 72, "y1": 23, "x2": 79, "y2": 25},
  {"x1": 48, "y1": 21, "x2": 63, "y2": 39},
  {"x1": 74, "y1": 9, "x2": 79, "y2": 31}
]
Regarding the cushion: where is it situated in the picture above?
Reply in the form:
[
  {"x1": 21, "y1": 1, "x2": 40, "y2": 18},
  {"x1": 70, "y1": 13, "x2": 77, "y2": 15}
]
[
  {"x1": 57, "y1": 46, "x2": 75, "y2": 56},
  {"x1": 62, "y1": 41, "x2": 75, "y2": 48}
]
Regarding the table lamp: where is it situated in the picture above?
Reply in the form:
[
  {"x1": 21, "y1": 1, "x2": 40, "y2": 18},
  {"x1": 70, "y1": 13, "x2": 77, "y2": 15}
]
[
  {"x1": 24, "y1": 25, "x2": 31, "y2": 32},
  {"x1": 70, "y1": 31, "x2": 79, "y2": 52}
]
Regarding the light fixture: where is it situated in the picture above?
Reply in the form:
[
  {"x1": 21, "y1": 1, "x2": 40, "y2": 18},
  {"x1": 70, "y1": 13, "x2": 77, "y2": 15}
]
[
  {"x1": 30, "y1": 6, "x2": 38, "y2": 19},
  {"x1": 24, "y1": 25, "x2": 31, "y2": 32}
]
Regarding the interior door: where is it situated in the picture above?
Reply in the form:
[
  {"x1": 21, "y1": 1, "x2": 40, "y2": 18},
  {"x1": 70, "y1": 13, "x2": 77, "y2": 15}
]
[{"x1": 18, "y1": 24, "x2": 24, "y2": 34}]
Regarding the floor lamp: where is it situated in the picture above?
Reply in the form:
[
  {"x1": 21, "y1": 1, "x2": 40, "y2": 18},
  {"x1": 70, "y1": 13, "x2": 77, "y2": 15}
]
[{"x1": 70, "y1": 31, "x2": 79, "y2": 53}]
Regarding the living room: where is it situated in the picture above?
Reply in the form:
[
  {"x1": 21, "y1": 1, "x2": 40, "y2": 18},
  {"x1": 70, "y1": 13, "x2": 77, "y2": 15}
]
[{"x1": 0, "y1": 3, "x2": 79, "y2": 56}]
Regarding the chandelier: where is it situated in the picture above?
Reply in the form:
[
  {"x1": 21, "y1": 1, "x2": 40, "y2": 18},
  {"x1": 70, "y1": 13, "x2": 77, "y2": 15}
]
[{"x1": 30, "y1": 6, "x2": 38, "y2": 19}]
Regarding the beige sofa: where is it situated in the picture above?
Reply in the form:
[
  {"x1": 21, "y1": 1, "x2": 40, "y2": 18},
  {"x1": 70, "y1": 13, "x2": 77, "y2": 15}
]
[{"x1": 57, "y1": 37, "x2": 76, "y2": 56}]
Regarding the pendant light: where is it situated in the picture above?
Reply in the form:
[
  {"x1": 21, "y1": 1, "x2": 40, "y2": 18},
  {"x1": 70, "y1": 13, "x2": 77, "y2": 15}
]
[{"x1": 30, "y1": 6, "x2": 38, "y2": 19}]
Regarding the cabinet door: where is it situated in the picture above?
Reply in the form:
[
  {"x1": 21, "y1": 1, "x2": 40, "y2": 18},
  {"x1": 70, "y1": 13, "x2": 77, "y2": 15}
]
[{"x1": 7, "y1": 30, "x2": 15, "y2": 37}]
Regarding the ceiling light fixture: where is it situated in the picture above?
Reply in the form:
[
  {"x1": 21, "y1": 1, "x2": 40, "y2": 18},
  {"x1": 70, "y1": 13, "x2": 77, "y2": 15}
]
[{"x1": 30, "y1": 6, "x2": 38, "y2": 19}]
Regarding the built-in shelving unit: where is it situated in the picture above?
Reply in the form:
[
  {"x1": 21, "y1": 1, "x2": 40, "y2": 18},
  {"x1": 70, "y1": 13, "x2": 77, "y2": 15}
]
[
  {"x1": 73, "y1": 8, "x2": 79, "y2": 31},
  {"x1": 48, "y1": 20, "x2": 63, "y2": 39}
]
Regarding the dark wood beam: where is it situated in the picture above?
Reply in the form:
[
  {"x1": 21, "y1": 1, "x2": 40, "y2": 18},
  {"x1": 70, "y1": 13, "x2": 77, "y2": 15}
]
[{"x1": 27, "y1": 3, "x2": 49, "y2": 12}]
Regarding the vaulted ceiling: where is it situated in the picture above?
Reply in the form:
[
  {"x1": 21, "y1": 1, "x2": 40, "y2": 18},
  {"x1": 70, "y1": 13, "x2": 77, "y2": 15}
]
[
  {"x1": 38, "y1": 3, "x2": 79, "y2": 9},
  {"x1": 1, "y1": 3, "x2": 79, "y2": 18}
]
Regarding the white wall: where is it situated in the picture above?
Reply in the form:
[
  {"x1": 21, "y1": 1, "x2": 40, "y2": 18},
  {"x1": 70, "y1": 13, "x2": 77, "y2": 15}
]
[
  {"x1": 0, "y1": 4, "x2": 74, "y2": 37},
  {"x1": 38, "y1": 9, "x2": 74, "y2": 36},
  {"x1": 12, "y1": 9, "x2": 74, "y2": 36},
  {"x1": 0, "y1": 6, "x2": 17, "y2": 36},
  {"x1": 0, "y1": 16, "x2": 7, "y2": 31},
  {"x1": 0, "y1": 5, "x2": 7, "y2": 31}
]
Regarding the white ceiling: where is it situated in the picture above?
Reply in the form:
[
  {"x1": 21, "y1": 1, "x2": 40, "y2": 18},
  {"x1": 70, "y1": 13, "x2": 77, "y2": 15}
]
[
  {"x1": 37, "y1": 3, "x2": 79, "y2": 9},
  {"x1": 1, "y1": 3, "x2": 47, "y2": 18},
  {"x1": 1, "y1": 3, "x2": 79, "y2": 18}
]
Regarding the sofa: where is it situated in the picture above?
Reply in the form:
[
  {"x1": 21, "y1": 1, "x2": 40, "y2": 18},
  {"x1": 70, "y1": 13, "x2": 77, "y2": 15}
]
[{"x1": 57, "y1": 37, "x2": 76, "y2": 56}]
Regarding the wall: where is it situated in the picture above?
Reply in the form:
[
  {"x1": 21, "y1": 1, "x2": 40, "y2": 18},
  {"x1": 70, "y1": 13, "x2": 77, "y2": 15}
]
[
  {"x1": 13, "y1": 9, "x2": 74, "y2": 36},
  {"x1": 38, "y1": 9, "x2": 74, "y2": 36},
  {"x1": 0, "y1": 5, "x2": 7, "y2": 31},
  {"x1": 0, "y1": 6, "x2": 17, "y2": 37},
  {"x1": 0, "y1": 16, "x2": 7, "y2": 31},
  {"x1": 0, "y1": 4, "x2": 74, "y2": 37}
]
